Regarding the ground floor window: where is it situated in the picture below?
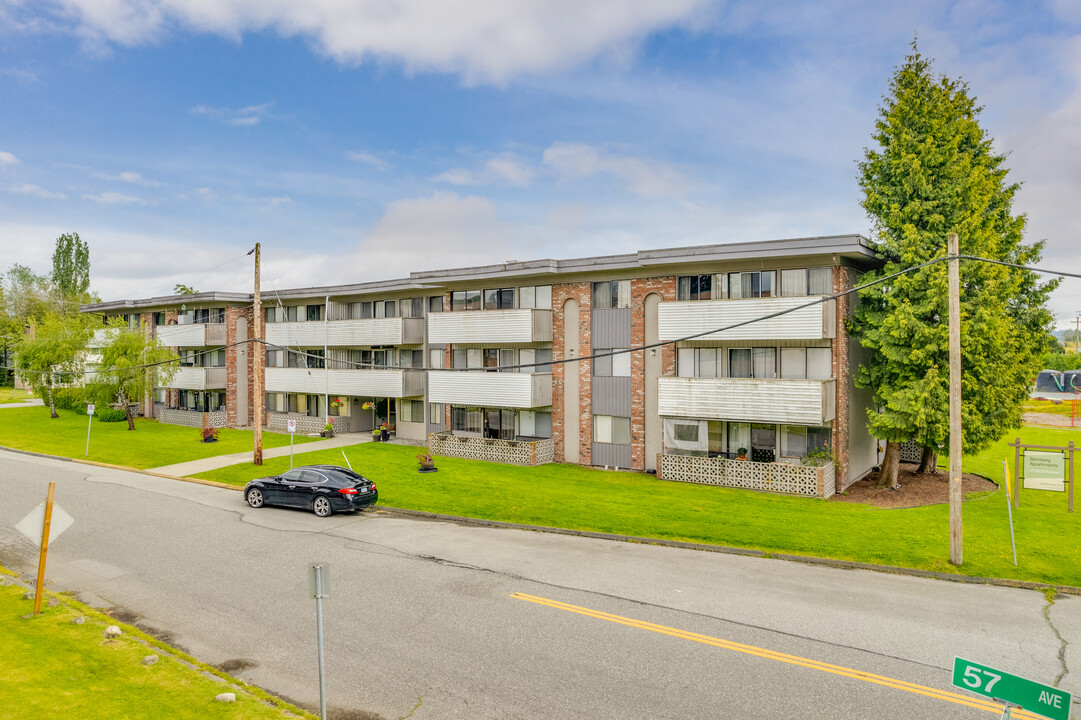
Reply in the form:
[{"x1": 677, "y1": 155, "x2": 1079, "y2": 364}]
[
  {"x1": 593, "y1": 415, "x2": 631, "y2": 445},
  {"x1": 429, "y1": 402, "x2": 444, "y2": 424},
  {"x1": 287, "y1": 393, "x2": 323, "y2": 417},
  {"x1": 449, "y1": 406, "x2": 552, "y2": 439},
  {"x1": 177, "y1": 390, "x2": 224, "y2": 412},
  {"x1": 667, "y1": 420, "x2": 831, "y2": 462},
  {"x1": 399, "y1": 399, "x2": 424, "y2": 423}
]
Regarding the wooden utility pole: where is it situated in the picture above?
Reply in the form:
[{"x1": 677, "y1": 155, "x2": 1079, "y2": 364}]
[
  {"x1": 34, "y1": 482, "x2": 56, "y2": 616},
  {"x1": 948, "y1": 232, "x2": 963, "y2": 565},
  {"x1": 252, "y1": 243, "x2": 264, "y2": 466}
]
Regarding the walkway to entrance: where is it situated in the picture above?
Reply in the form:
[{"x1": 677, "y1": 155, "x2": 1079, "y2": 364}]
[{"x1": 150, "y1": 433, "x2": 370, "y2": 477}]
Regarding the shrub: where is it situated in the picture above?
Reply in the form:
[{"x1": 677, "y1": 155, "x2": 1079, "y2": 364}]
[
  {"x1": 51, "y1": 387, "x2": 88, "y2": 411},
  {"x1": 200, "y1": 427, "x2": 219, "y2": 442},
  {"x1": 96, "y1": 407, "x2": 128, "y2": 422}
]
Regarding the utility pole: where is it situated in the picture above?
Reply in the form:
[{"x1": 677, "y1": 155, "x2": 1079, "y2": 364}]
[
  {"x1": 948, "y1": 232, "x2": 963, "y2": 565},
  {"x1": 252, "y1": 243, "x2": 264, "y2": 466}
]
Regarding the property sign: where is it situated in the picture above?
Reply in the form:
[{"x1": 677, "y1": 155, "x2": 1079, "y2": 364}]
[
  {"x1": 287, "y1": 419, "x2": 297, "y2": 433},
  {"x1": 15, "y1": 500, "x2": 75, "y2": 548},
  {"x1": 1024, "y1": 450, "x2": 1066, "y2": 492},
  {"x1": 953, "y1": 657, "x2": 1071, "y2": 720},
  {"x1": 86, "y1": 404, "x2": 95, "y2": 415}
]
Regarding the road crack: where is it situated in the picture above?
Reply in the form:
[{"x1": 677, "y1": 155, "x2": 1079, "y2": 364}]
[{"x1": 1042, "y1": 588, "x2": 1070, "y2": 687}]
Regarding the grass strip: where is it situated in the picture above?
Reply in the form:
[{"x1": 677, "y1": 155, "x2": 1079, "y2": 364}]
[
  {"x1": 0, "y1": 406, "x2": 315, "y2": 469},
  {"x1": 0, "y1": 568, "x2": 315, "y2": 719},
  {"x1": 194, "y1": 426, "x2": 1081, "y2": 588}
]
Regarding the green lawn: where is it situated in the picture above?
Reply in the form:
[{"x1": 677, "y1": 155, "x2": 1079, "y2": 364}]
[
  {"x1": 1025, "y1": 398, "x2": 1080, "y2": 418},
  {"x1": 195, "y1": 427, "x2": 1081, "y2": 588},
  {"x1": 0, "y1": 406, "x2": 315, "y2": 469},
  {"x1": 0, "y1": 571, "x2": 314, "y2": 719},
  {"x1": 0, "y1": 387, "x2": 35, "y2": 404}
]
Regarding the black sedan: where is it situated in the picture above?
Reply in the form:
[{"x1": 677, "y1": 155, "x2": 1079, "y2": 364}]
[{"x1": 244, "y1": 465, "x2": 378, "y2": 517}]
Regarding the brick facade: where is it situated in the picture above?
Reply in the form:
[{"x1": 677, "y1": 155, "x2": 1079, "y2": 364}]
[
  {"x1": 225, "y1": 306, "x2": 255, "y2": 427},
  {"x1": 552, "y1": 282, "x2": 592, "y2": 465},
  {"x1": 832, "y1": 265, "x2": 856, "y2": 488},
  {"x1": 629, "y1": 277, "x2": 676, "y2": 470}
]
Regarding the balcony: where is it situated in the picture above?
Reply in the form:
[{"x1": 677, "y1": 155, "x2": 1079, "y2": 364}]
[
  {"x1": 657, "y1": 297, "x2": 835, "y2": 342},
  {"x1": 264, "y1": 318, "x2": 424, "y2": 347},
  {"x1": 167, "y1": 366, "x2": 228, "y2": 391},
  {"x1": 428, "y1": 309, "x2": 552, "y2": 345},
  {"x1": 428, "y1": 371, "x2": 552, "y2": 408},
  {"x1": 265, "y1": 367, "x2": 425, "y2": 398},
  {"x1": 657, "y1": 376, "x2": 835, "y2": 426},
  {"x1": 157, "y1": 323, "x2": 227, "y2": 347}
]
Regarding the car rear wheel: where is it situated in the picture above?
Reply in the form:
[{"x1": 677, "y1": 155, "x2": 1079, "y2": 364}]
[
  {"x1": 246, "y1": 487, "x2": 264, "y2": 508},
  {"x1": 312, "y1": 495, "x2": 333, "y2": 517}
]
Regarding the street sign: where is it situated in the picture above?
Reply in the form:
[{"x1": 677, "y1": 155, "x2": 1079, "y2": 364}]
[
  {"x1": 1024, "y1": 451, "x2": 1066, "y2": 491},
  {"x1": 953, "y1": 657, "x2": 1071, "y2": 720},
  {"x1": 15, "y1": 500, "x2": 75, "y2": 548},
  {"x1": 287, "y1": 419, "x2": 297, "y2": 433},
  {"x1": 86, "y1": 404, "x2": 95, "y2": 415}
]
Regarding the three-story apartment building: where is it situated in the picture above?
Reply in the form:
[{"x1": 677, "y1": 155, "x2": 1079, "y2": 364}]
[{"x1": 83, "y1": 235, "x2": 883, "y2": 497}]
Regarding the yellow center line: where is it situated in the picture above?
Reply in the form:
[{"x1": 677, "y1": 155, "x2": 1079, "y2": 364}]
[{"x1": 510, "y1": 592, "x2": 1043, "y2": 719}]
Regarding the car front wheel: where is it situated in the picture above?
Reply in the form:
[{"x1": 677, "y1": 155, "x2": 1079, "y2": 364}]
[
  {"x1": 246, "y1": 487, "x2": 264, "y2": 508},
  {"x1": 312, "y1": 495, "x2": 333, "y2": 517}
]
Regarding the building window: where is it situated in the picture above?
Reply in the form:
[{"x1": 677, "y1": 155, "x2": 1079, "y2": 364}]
[
  {"x1": 429, "y1": 402, "x2": 444, "y2": 424},
  {"x1": 518, "y1": 410, "x2": 553, "y2": 438},
  {"x1": 729, "y1": 348, "x2": 777, "y2": 378},
  {"x1": 452, "y1": 348, "x2": 483, "y2": 369},
  {"x1": 399, "y1": 400, "x2": 424, "y2": 423},
  {"x1": 779, "y1": 347, "x2": 832, "y2": 380},
  {"x1": 593, "y1": 415, "x2": 631, "y2": 444},
  {"x1": 429, "y1": 349, "x2": 445, "y2": 369},
  {"x1": 484, "y1": 288, "x2": 515, "y2": 310},
  {"x1": 592, "y1": 280, "x2": 631, "y2": 309},
  {"x1": 518, "y1": 286, "x2": 552, "y2": 309},
  {"x1": 779, "y1": 267, "x2": 833, "y2": 297},
  {"x1": 152, "y1": 311, "x2": 166, "y2": 326},
  {"x1": 451, "y1": 290, "x2": 482, "y2": 311},
  {"x1": 677, "y1": 275, "x2": 724, "y2": 301},
  {"x1": 519, "y1": 348, "x2": 553, "y2": 373},
  {"x1": 677, "y1": 348, "x2": 721, "y2": 378},
  {"x1": 728, "y1": 271, "x2": 775, "y2": 299},
  {"x1": 429, "y1": 296, "x2": 444, "y2": 313},
  {"x1": 306, "y1": 305, "x2": 323, "y2": 322},
  {"x1": 451, "y1": 406, "x2": 484, "y2": 434},
  {"x1": 593, "y1": 348, "x2": 630, "y2": 377},
  {"x1": 372, "y1": 300, "x2": 396, "y2": 319},
  {"x1": 399, "y1": 349, "x2": 424, "y2": 368},
  {"x1": 193, "y1": 308, "x2": 225, "y2": 324},
  {"x1": 360, "y1": 349, "x2": 397, "y2": 369},
  {"x1": 781, "y1": 425, "x2": 831, "y2": 458}
]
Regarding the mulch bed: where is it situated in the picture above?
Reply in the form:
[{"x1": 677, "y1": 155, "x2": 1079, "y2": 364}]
[{"x1": 831, "y1": 462, "x2": 997, "y2": 509}]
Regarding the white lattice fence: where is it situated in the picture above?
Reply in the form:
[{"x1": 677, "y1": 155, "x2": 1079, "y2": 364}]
[
  {"x1": 158, "y1": 408, "x2": 207, "y2": 428},
  {"x1": 899, "y1": 441, "x2": 922, "y2": 464},
  {"x1": 268, "y1": 413, "x2": 328, "y2": 434},
  {"x1": 428, "y1": 433, "x2": 553, "y2": 466},
  {"x1": 660, "y1": 454, "x2": 835, "y2": 498},
  {"x1": 207, "y1": 410, "x2": 227, "y2": 428}
]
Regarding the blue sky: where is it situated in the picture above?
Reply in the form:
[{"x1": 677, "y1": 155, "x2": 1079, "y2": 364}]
[{"x1": 1, "y1": 0, "x2": 1079, "y2": 326}]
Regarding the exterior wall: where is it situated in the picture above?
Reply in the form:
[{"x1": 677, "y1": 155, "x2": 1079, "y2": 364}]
[
  {"x1": 226, "y1": 307, "x2": 254, "y2": 428},
  {"x1": 552, "y1": 282, "x2": 591, "y2": 465},
  {"x1": 833, "y1": 265, "x2": 853, "y2": 488},
  {"x1": 631, "y1": 277, "x2": 675, "y2": 471}
]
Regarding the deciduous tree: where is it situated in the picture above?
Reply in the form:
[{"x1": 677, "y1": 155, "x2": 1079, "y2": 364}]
[
  {"x1": 88, "y1": 318, "x2": 178, "y2": 430},
  {"x1": 851, "y1": 43, "x2": 1056, "y2": 488},
  {"x1": 15, "y1": 313, "x2": 93, "y2": 418}
]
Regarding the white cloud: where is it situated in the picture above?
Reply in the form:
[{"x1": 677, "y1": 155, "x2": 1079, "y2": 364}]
[
  {"x1": 45, "y1": 0, "x2": 711, "y2": 83},
  {"x1": 6, "y1": 183, "x2": 65, "y2": 199},
  {"x1": 433, "y1": 153, "x2": 534, "y2": 187},
  {"x1": 543, "y1": 142, "x2": 689, "y2": 196},
  {"x1": 91, "y1": 170, "x2": 161, "y2": 186},
  {"x1": 82, "y1": 191, "x2": 145, "y2": 205},
  {"x1": 0, "y1": 151, "x2": 19, "y2": 166},
  {"x1": 346, "y1": 151, "x2": 389, "y2": 170},
  {"x1": 2, "y1": 67, "x2": 40, "y2": 84},
  {"x1": 191, "y1": 102, "x2": 274, "y2": 126},
  {"x1": 265, "y1": 195, "x2": 293, "y2": 207},
  {"x1": 358, "y1": 191, "x2": 513, "y2": 276}
]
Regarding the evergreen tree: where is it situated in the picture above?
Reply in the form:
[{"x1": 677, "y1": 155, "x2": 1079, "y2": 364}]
[
  {"x1": 851, "y1": 44, "x2": 1056, "y2": 487},
  {"x1": 51, "y1": 232, "x2": 91, "y2": 301}
]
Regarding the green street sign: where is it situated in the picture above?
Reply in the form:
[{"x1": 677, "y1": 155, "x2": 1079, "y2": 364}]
[{"x1": 953, "y1": 657, "x2": 1071, "y2": 720}]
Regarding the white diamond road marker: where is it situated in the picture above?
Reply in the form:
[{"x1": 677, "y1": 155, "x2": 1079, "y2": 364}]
[{"x1": 15, "y1": 500, "x2": 75, "y2": 548}]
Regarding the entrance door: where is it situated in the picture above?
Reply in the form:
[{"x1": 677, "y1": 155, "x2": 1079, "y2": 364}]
[{"x1": 751, "y1": 424, "x2": 776, "y2": 463}]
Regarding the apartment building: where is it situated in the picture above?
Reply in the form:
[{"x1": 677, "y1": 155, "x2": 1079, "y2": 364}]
[{"x1": 83, "y1": 235, "x2": 883, "y2": 497}]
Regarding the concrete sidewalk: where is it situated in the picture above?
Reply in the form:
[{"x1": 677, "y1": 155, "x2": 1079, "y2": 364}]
[
  {"x1": 0, "y1": 398, "x2": 44, "y2": 409},
  {"x1": 150, "y1": 433, "x2": 370, "y2": 477}
]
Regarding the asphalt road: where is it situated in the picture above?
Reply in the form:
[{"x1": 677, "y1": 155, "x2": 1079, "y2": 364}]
[{"x1": 0, "y1": 448, "x2": 1076, "y2": 719}]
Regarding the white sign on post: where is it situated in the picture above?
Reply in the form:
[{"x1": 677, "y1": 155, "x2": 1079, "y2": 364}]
[
  {"x1": 86, "y1": 404, "x2": 95, "y2": 415},
  {"x1": 287, "y1": 419, "x2": 297, "y2": 433},
  {"x1": 15, "y1": 500, "x2": 75, "y2": 548},
  {"x1": 1024, "y1": 450, "x2": 1066, "y2": 492}
]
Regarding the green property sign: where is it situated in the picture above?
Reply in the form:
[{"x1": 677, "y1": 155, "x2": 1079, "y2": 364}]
[
  {"x1": 1024, "y1": 450, "x2": 1067, "y2": 492},
  {"x1": 953, "y1": 657, "x2": 1071, "y2": 720}
]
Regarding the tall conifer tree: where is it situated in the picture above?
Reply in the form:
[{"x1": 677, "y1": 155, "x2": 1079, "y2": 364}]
[{"x1": 852, "y1": 43, "x2": 1056, "y2": 487}]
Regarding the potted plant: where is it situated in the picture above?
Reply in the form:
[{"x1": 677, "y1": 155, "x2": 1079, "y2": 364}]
[
  {"x1": 379, "y1": 423, "x2": 389, "y2": 442},
  {"x1": 737, "y1": 447, "x2": 748, "y2": 460},
  {"x1": 200, "y1": 427, "x2": 219, "y2": 443},
  {"x1": 322, "y1": 422, "x2": 334, "y2": 438},
  {"x1": 371, "y1": 427, "x2": 381, "y2": 442},
  {"x1": 417, "y1": 453, "x2": 437, "y2": 472}
]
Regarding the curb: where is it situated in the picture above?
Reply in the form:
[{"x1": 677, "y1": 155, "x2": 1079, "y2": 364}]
[{"x1": 4, "y1": 444, "x2": 1080, "y2": 597}]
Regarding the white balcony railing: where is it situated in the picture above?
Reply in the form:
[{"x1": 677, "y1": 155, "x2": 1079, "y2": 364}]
[
  {"x1": 658, "y1": 376, "x2": 835, "y2": 426},
  {"x1": 657, "y1": 297, "x2": 835, "y2": 342},
  {"x1": 166, "y1": 366, "x2": 228, "y2": 391},
  {"x1": 428, "y1": 309, "x2": 552, "y2": 344},
  {"x1": 265, "y1": 367, "x2": 425, "y2": 398},
  {"x1": 264, "y1": 317, "x2": 424, "y2": 347},
  {"x1": 428, "y1": 371, "x2": 552, "y2": 408},
  {"x1": 156, "y1": 323, "x2": 227, "y2": 347}
]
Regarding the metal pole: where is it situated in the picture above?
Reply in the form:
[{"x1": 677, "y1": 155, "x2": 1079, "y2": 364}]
[
  {"x1": 290, "y1": 432, "x2": 294, "y2": 469},
  {"x1": 1013, "y1": 437, "x2": 1021, "y2": 509},
  {"x1": 1003, "y1": 460, "x2": 1017, "y2": 566},
  {"x1": 948, "y1": 233, "x2": 963, "y2": 565},
  {"x1": 85, "y1": 413, "x2": 92, "y2": 457},
  {"x1": 34, "y1": 482, "x2": 56, "y2": 615},
  {"x1": 324, "y1": 295, "x2": 329, "y2": 430},
  {"x1": 253, "y1": 243, "x2": 264, "y2": 465},
  {"x1": 1069, "y1": 441, "x2": 1075, "y2": 514},
  {"x1": 315, "y1": 564, "x2": 327, "y2": 720}
]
